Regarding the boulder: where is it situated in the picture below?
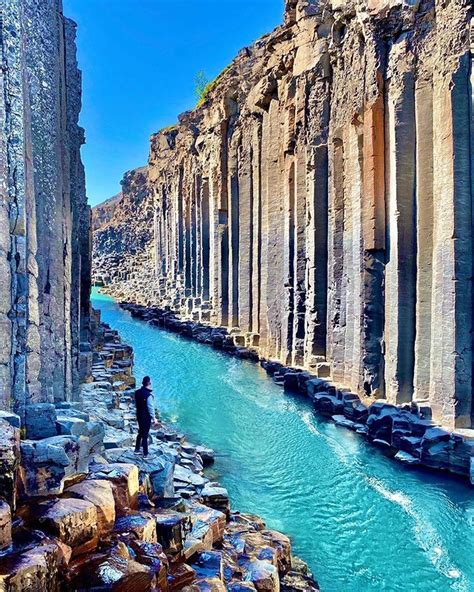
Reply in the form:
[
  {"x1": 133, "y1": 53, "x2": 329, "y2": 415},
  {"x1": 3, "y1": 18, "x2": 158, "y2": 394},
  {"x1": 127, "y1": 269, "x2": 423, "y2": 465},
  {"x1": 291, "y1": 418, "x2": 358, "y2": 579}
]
[
  {"x1": 182, "y1": 503, "x2": 226, "y2": 558},
  {"x1": 0, "y1": 411, "x2": 20, "y2": 429},
  {"x1": 175, "y1": 464, "x2": 207, "y2": 488},
  {"x1": 0, "y1": 420, "x2": 20, "y2": 508},
  {"x1": 154, "y1": 510, "x2": 187, "y2": 555},
  {"x1": 283, "y1": 372, "x2": 301, "y2": 392},
  {"x1": 190, "y1": 578, "x2": 226, "y2": 591},
  {"x1": 65, "y1": 479, "x2": 115, "y2": 534},
  {"x1": 86, "y1": 421, "x2": 106, "y2": 452},
  {"x1": 313, "y1": 393, "x2": 343, "y2": 416},
  {"x1": 105, "y1": 444, "x2": 178, "y2": 465},
  {"x1": 261, "y1": 361, "x2": 284, "y2": 376},
  {"x1": 167, "y1": 562, "x2": 196, "y2": 590},
  {"x1": 228, "y1": 583, "x2": 258, "y2": 591},
  {"x1": 418, "y1": 428, "x2": 452, "y2": 470},
  {"x1": 366, "y1": 402, "x2": 400, "y2": 444},
  {"x1": 342, "y1": 396, "x2": 368, "y2": 423},
  {"x1": 244, "y1": 559, "x2": 280, "y2": 592},
  {"x1": 281, "y1": 571, "x2": 320, "y2": 591},
  {"x1": 332, "y1": 415, "x2": 355, "y2": 429},
  {"x1": 114, "y1": 511, "x2": 157, "y2": 543},
  {"x1": 398, "y1": 436, "x2": 422, "y2": 458},
  {"x1": 260, "y1": 531, "x2": 291, "y2": 574},
  {"x1": 105, "y1": 447, "x2": 176, "y2": 499},
  {"x1": 306, "y1": 378, "x2": 335, "y2": 397},
  {"x1": 29, "y1": 498, "x2": 98, "y2": 555},
  {"x1": 234, "y1": 530, "x2": 291, "y2": 576},
  {"x1": 394, "y1": 451, "x2": 419, "y2": 465},
  {"x1": 195, "y1": 446, "x2": 215, "y2": 466},
  {"x1": 25, "y1": 404, "x2": 57, "y2": 440},
  {"x1": 0, "y1": 500, "x2": 12, "y2": 550},
  {"x1": 127, "y1": 539, "x2": 168, "y2": 589},
  {"x1": 200, "y1": 485, "x2": 230, "y2": 515},
  {"x1": 56, "y1": 417, "x2": 88, "y2": 437},
  {"x1": 351, "y1": 403, "x2": 369, "y2": 423},
  {"x1": 67, "y1": 544, "x2": 153, "y2": 591},
  {"x1": 191, "y1": 550, "x2": 223, "y2": 580},
  {"x1": 150, "y1": 461, "x2": 175, "y2": 499},
  {"x1": 421, "y1": 427, "x2": 451, "y2": 449},
  {"x1": 186, "y1": 501, "x2": 226, "y2": 546},
  {"x1": 183, "y1": 529, "x2": 213, "y2": 560},
  {"x1": 420, "y1": 441, "x2": 450, "y2": 471},
  {"x1": 20, "y1": 435, "x2": 89, "y2": 497},
  {"x1": 60, "y1": 408, "x2": 89, "y2": 422},
  {"x1": 410, "y1": 418, "x2": 437, "y2": 438},
  {"x1": 89, "y1": 463, "x2": 139, "y2": 514},
  {"x1": 0, "y1": 540, "x2": 65, "y2": 592},
  {"x1": 391, "y1": 414, "x2": 414, "y2": 448}
]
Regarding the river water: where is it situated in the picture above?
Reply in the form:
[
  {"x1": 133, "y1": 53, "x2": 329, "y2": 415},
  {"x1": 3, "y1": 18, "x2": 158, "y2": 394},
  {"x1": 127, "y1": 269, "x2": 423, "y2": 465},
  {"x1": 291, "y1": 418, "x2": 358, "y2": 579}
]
[{"x1": 92, "y1": 289, "x2": 474, "y2": 592}]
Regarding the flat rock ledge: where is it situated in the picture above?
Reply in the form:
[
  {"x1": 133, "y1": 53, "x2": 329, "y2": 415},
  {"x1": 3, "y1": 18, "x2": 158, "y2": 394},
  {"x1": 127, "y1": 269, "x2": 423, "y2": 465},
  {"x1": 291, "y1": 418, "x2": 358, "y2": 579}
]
[
  {"x1": 118, "y1": 301, "x2": 474, "y2": 487},
  {"x1": 0, "y1": 308, "x2": 319, "y2": 592}
]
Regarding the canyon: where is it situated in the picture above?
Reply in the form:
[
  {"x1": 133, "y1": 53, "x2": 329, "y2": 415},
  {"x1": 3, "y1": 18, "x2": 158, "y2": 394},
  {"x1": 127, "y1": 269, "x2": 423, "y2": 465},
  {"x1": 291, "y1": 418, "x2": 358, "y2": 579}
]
[
  {"x1": 1, "y1": 0, "x2": 474, "y2": 590},
  {"x1": 0, "y1": 1, "x2": 320, "y2": 590},
  {"x1": 93, "y1": 0, "x2": 474, "y2": 433}
]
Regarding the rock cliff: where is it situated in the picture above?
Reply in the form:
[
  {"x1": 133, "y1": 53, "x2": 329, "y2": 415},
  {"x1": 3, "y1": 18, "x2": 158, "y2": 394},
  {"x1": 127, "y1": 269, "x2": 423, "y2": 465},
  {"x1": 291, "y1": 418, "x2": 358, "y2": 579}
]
[
  {"x1": 92, "y1": 167, "x2": 153, "y2": 288},
  {"x1": 0, "y1": 0, "x2": 91, "y2": 420},
  {"x1": 95, "y1": 0, "x2": 474, "y2": 430}
]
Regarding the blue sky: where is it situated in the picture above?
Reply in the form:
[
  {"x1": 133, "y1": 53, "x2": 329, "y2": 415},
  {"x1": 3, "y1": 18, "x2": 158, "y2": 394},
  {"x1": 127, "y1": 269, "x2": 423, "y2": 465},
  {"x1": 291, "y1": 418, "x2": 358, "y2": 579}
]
[{"x1": 63, "y1": 0, "x2": 284, "y2": 206}]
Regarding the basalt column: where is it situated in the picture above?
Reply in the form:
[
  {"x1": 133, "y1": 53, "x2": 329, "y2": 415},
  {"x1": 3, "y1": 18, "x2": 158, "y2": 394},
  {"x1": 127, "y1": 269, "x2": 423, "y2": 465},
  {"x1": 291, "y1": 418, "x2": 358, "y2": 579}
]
[
  {"x1": 97, "y1": 0, "x2": 474, "y2": 429},
  {"x1": 0, "y1": 0, "x2": 90, "y2": 421},
  {"x1": 429, "y1": 52, "x2": 473, "y2": 429},
  {"x1": 384, "y1": 60, "x2": 417, "y2": 405}
]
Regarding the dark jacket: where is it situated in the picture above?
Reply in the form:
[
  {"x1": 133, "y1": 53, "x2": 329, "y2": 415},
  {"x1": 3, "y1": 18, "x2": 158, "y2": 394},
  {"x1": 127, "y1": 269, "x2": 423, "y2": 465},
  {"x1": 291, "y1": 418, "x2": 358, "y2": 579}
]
[{"x1": 135, "y1": 386, "x2": 155, "y2": 423}]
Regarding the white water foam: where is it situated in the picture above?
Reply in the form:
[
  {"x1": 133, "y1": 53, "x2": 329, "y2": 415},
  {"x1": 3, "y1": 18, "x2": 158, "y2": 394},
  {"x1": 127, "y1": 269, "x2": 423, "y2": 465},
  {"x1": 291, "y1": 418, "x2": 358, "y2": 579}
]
[{"x1": 367, "y1": 476, "x2": 468, "y2": 591}]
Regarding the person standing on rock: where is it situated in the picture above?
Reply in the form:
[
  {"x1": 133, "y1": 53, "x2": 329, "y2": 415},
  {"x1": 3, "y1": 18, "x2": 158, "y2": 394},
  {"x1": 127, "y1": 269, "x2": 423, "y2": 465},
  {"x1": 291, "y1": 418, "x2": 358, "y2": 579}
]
[{"x1": 134, "y1": 376, "x2": 159, "y2": 458}]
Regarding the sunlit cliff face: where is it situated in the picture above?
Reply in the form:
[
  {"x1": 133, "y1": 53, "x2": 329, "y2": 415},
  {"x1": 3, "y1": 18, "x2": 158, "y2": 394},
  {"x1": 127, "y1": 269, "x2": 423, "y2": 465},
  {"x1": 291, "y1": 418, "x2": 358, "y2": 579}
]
[{"x1": 93, "y1": 0, "x2": 474, "y2": 430}]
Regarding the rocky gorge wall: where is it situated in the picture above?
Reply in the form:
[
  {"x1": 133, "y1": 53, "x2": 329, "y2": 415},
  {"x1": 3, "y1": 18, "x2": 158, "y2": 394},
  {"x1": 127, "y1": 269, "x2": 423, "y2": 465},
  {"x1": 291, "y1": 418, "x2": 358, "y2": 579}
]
[
  {"x1": 0, "y1": 0, "x2": 91, "y2": 422},
  {"x1": 92, "y1": 166, "x2": 154, "y2": 289},
  {"x1": 93, "y1": 0, "x2": 474, "y2": 431}
]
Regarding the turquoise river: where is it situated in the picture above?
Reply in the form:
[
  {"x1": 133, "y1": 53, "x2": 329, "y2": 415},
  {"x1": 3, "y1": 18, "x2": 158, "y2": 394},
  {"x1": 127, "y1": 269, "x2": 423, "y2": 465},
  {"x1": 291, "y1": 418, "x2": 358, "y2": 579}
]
[{"x1": 92, "y1": 290, "x2": 474, "y2": 592}]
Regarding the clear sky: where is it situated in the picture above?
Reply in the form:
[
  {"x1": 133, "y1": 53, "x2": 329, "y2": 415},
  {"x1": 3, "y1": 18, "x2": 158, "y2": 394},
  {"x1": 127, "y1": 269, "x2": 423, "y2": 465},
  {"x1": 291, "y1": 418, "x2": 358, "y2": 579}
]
[{"x1": 63, "y1": 0, "x2": 284, "y2": 206}]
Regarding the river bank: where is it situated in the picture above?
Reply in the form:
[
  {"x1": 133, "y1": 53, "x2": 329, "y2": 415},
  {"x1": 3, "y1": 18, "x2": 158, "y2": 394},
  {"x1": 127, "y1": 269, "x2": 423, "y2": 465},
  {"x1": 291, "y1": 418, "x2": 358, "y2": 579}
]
[
  {"x1": 0, "y1": 305, "x2": 319, "y2": 591},
  {"x1": 93, "y1": 290, "x2": 474, "y2": 592},
  {"x1": 106, "y1": 297, "x2": 474, "y2": 488},
  {"x1": 82, "y1": 310, "x2": 320, "y2": 590}
]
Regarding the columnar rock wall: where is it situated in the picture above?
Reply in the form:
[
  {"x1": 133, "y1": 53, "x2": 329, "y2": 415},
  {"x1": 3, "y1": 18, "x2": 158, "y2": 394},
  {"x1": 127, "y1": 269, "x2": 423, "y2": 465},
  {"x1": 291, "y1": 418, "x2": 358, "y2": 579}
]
[
  {"x1": 0, "y1": 0, "x2": 90, "y2": 422},
  {"x1": 92, "y1": 166, "x2": 154, "y2": 288},
  {"x1": 95, "y1": 0, "x2": 474, "y2": 430}
]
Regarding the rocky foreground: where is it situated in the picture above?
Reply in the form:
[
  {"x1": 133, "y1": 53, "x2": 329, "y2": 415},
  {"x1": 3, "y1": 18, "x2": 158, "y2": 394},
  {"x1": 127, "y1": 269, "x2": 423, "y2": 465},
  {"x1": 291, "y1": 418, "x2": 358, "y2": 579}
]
[
  {"x1": 115, "y1": 301, "x2": 474, "y2": 487},
  {"x1": 0, "y1": 308, "x2": 319, "y2": 591}
]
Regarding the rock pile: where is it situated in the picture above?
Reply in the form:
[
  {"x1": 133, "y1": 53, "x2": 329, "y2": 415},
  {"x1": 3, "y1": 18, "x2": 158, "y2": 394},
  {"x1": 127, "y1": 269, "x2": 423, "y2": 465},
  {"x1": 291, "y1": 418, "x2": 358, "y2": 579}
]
[
  {"x1": 117, "y1": 301, "x2": 474, "y2": 486},
  {"x1": 0, "y1": 309, "x2": 319, "y2": 591}
]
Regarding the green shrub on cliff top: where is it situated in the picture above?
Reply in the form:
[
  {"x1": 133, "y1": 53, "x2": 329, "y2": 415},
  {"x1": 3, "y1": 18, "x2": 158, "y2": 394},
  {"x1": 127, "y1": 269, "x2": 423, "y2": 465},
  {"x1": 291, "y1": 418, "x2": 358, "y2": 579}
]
[
  {"x1": 195, "y1": 66, "x2": 232, "y2": 108},
  {"x1": 195, "y1": 71, "x2": 211, "y2": 107}
]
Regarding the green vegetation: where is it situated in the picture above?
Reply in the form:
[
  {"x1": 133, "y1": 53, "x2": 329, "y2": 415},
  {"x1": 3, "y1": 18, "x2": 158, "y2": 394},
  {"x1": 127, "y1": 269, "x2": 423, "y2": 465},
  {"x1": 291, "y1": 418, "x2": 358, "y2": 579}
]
[
  {"x1": 195, "y1": 71, "x2": 211, "y2": 106},
  {"x1": 194, "y1": 66, "x2": 232, "y2": 108},
  {"x1": 161, "y1": 124, "x2": 178, "y2": 134}
]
